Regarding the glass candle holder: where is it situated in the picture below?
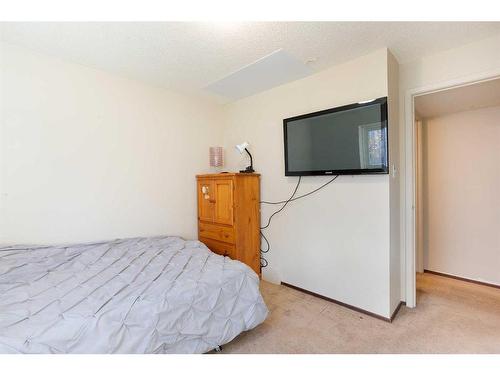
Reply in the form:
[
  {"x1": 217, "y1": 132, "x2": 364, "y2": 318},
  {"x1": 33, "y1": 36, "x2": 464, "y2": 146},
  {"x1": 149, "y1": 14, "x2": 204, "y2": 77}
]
[{"x1": 209, "y1": 147, "x2": 224, "y2": 168}]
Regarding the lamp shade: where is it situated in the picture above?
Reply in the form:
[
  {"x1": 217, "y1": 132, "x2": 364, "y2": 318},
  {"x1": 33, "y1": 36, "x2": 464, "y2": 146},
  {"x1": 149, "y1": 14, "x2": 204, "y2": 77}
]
[
  {"x1": 235, "y1": 141, "x2": 249, "y2": 154},
  {"x1": 209, "y1": 146, "x2": 224, "y2": 167}
]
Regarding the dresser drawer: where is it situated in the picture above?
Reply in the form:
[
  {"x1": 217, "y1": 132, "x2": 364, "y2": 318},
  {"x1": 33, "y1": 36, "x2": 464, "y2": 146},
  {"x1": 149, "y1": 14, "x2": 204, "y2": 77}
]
[
  {"x1": 199, "y1": 237, "x2": 236, "y2": 258},
  {"x1": 198, "y1": 222, "x2": 235, "y2": 244}
]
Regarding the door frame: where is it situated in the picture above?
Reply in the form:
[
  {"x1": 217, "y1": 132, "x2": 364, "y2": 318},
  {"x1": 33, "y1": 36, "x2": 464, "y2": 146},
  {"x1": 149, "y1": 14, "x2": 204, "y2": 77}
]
[{"x1": 403, "y1": 69, "x2": 500, "y2": 308}]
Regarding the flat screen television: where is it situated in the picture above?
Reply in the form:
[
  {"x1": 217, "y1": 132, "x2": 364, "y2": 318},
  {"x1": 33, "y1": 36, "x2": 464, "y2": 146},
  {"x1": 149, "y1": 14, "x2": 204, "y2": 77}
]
[{"x1": 283, "y1": 97, "x2": 388, "y2": 176}]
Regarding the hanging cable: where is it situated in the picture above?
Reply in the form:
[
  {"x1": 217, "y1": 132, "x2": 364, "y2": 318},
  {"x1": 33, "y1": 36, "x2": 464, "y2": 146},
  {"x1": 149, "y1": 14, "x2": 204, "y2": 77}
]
[
  {"x1": 260, "y1": 175, "x2": 339, "y2": 205},
  {"x1": 260, "y1": 175, "x2": 339, "y2": 268},
  {"x1": 260, "y1": 176, "x2": 301, "y2": 230},
  {"x1": 260, "y1": 230, "x2": 270, "y2": 268}
]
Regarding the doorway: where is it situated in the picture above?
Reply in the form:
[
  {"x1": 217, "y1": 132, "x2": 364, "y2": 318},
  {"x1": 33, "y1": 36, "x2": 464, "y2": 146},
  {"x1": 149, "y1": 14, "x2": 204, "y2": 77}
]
[{"x1": 404, "y1": 74, "x2": 500, "y2": 307}]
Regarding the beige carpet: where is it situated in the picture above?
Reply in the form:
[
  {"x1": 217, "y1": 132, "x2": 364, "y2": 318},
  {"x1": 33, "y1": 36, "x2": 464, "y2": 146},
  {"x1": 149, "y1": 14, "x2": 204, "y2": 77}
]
[{"x1": 222, "y1": 273, "x2": 500, "y2": 353}]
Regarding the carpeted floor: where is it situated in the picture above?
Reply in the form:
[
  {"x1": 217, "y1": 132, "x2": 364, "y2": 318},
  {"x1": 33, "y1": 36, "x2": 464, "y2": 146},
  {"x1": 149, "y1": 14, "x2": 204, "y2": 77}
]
[{"x1": 222, "y1": 272, "x2": 500, "y2": 353}]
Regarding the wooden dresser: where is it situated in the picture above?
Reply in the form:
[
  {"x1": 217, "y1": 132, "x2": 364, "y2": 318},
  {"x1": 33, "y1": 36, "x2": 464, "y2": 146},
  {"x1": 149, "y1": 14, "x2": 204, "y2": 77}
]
[{"x1": 196, "y1": 173, "x2": 261, "y2": 275}]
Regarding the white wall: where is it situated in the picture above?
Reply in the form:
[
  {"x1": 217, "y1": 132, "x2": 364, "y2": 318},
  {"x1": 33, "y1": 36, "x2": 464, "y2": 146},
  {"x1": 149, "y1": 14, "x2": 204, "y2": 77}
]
[
  {"x1": 399, "y1": 33, "x2": 500, "y2": 302},
  {"x1": 400, "y1": 34, "x2": 500, "y2": 93},
  {"x1": 421, "y1": 106, "x2": 500, "y2": 286},
  {"x1": 223, "y1": 49, "x2": 397, "y2": 318},
  {"x1": 0, "y1": 42, "x2": 223, "y2": 244},
  {"x1": 387, "y1": 50, "x2": 401, "y2": 313}
]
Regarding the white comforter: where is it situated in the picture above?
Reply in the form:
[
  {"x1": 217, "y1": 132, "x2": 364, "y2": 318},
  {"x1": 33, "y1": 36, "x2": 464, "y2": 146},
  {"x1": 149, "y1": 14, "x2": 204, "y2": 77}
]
[{"x1": 0, "y1": 236, "x2": 268, "y2": 353}]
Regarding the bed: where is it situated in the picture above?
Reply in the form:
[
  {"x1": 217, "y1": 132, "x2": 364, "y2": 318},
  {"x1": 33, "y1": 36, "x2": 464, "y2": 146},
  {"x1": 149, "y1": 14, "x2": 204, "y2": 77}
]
[{"x1": 0, "y1": 236, "x2": 268, "y2": 353}]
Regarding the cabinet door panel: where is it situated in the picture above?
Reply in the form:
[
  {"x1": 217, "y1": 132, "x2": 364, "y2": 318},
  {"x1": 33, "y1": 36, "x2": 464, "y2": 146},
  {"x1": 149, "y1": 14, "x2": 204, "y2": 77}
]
[
  {"x1": 214, "y1": 179, "x2": 234, "y2": 225},
  {"x1": 197, "y1": 179, "x2": 214, "y2": 222}
]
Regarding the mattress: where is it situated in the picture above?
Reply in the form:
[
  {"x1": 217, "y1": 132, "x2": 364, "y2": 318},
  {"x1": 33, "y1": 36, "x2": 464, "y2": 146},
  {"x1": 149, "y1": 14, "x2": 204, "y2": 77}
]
[{"x1": 0, "y1": 236, "x2": 268, "y2": 353}]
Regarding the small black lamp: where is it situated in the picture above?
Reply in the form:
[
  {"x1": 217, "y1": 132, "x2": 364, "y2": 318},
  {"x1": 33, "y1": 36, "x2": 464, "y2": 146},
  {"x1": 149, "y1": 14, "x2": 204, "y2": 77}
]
[{"x1": 235, "y1": 141, "x2": 255, "y2": 173}]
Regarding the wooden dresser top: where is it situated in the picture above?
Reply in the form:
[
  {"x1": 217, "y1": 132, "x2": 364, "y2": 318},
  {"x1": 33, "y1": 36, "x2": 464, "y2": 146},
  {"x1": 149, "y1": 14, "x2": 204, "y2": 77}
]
[{"x1": 196, "y1": 172, "x2": 261, "y2": 178}]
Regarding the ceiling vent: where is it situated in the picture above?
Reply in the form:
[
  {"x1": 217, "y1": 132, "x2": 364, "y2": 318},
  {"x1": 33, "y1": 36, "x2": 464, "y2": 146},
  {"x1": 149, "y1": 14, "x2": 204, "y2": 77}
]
[{"x1": 205, "y1": 49, "x2": 313, "y2": 100}]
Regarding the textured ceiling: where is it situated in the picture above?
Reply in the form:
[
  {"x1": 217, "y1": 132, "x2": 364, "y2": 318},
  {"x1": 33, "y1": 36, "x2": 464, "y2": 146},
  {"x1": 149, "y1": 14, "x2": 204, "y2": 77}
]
[
  {"x1": 415, "y1": 78, "x2": 500, "y2": 118},
  {"x1": 1, "y1": 22, "x2": 500, "y2": 101}
]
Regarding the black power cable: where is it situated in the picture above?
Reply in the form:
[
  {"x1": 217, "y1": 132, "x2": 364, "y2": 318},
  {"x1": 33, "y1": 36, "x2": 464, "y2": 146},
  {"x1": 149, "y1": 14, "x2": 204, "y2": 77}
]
[
  {"x1": 259, "y1": 230, "x2": 270, "y2": 268},
  {"x1": 260, "y1": 176, "x2": 301, "y2": 230},
  {"x1": 260, "y1": 175, "x2": 339, "y2": 205},
  {"x1": 259, "y1": 175, "x2": 339, "y2": 268}
]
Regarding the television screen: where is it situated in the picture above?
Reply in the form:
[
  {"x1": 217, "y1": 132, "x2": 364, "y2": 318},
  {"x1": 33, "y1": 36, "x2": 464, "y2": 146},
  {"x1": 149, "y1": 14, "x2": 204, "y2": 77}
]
[{"x1": 284, "y1": 97, "x2": 388, "y2": 176}]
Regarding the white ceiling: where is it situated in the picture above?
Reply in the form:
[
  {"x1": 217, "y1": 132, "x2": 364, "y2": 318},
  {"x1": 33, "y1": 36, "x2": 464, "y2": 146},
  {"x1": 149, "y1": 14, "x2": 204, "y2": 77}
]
[
  {"x1": 415, "y1": 78, "x2": 500, "y2": 118},
  {"x1": 1, "y1": 22, "x2": 500, "y2": 101}
]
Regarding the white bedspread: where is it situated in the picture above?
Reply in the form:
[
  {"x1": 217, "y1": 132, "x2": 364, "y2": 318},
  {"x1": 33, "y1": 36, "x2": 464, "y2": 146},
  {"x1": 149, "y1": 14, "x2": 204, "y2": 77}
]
[{"x1": 0, "y1": 236, "x2": 268, "y2": 353}]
